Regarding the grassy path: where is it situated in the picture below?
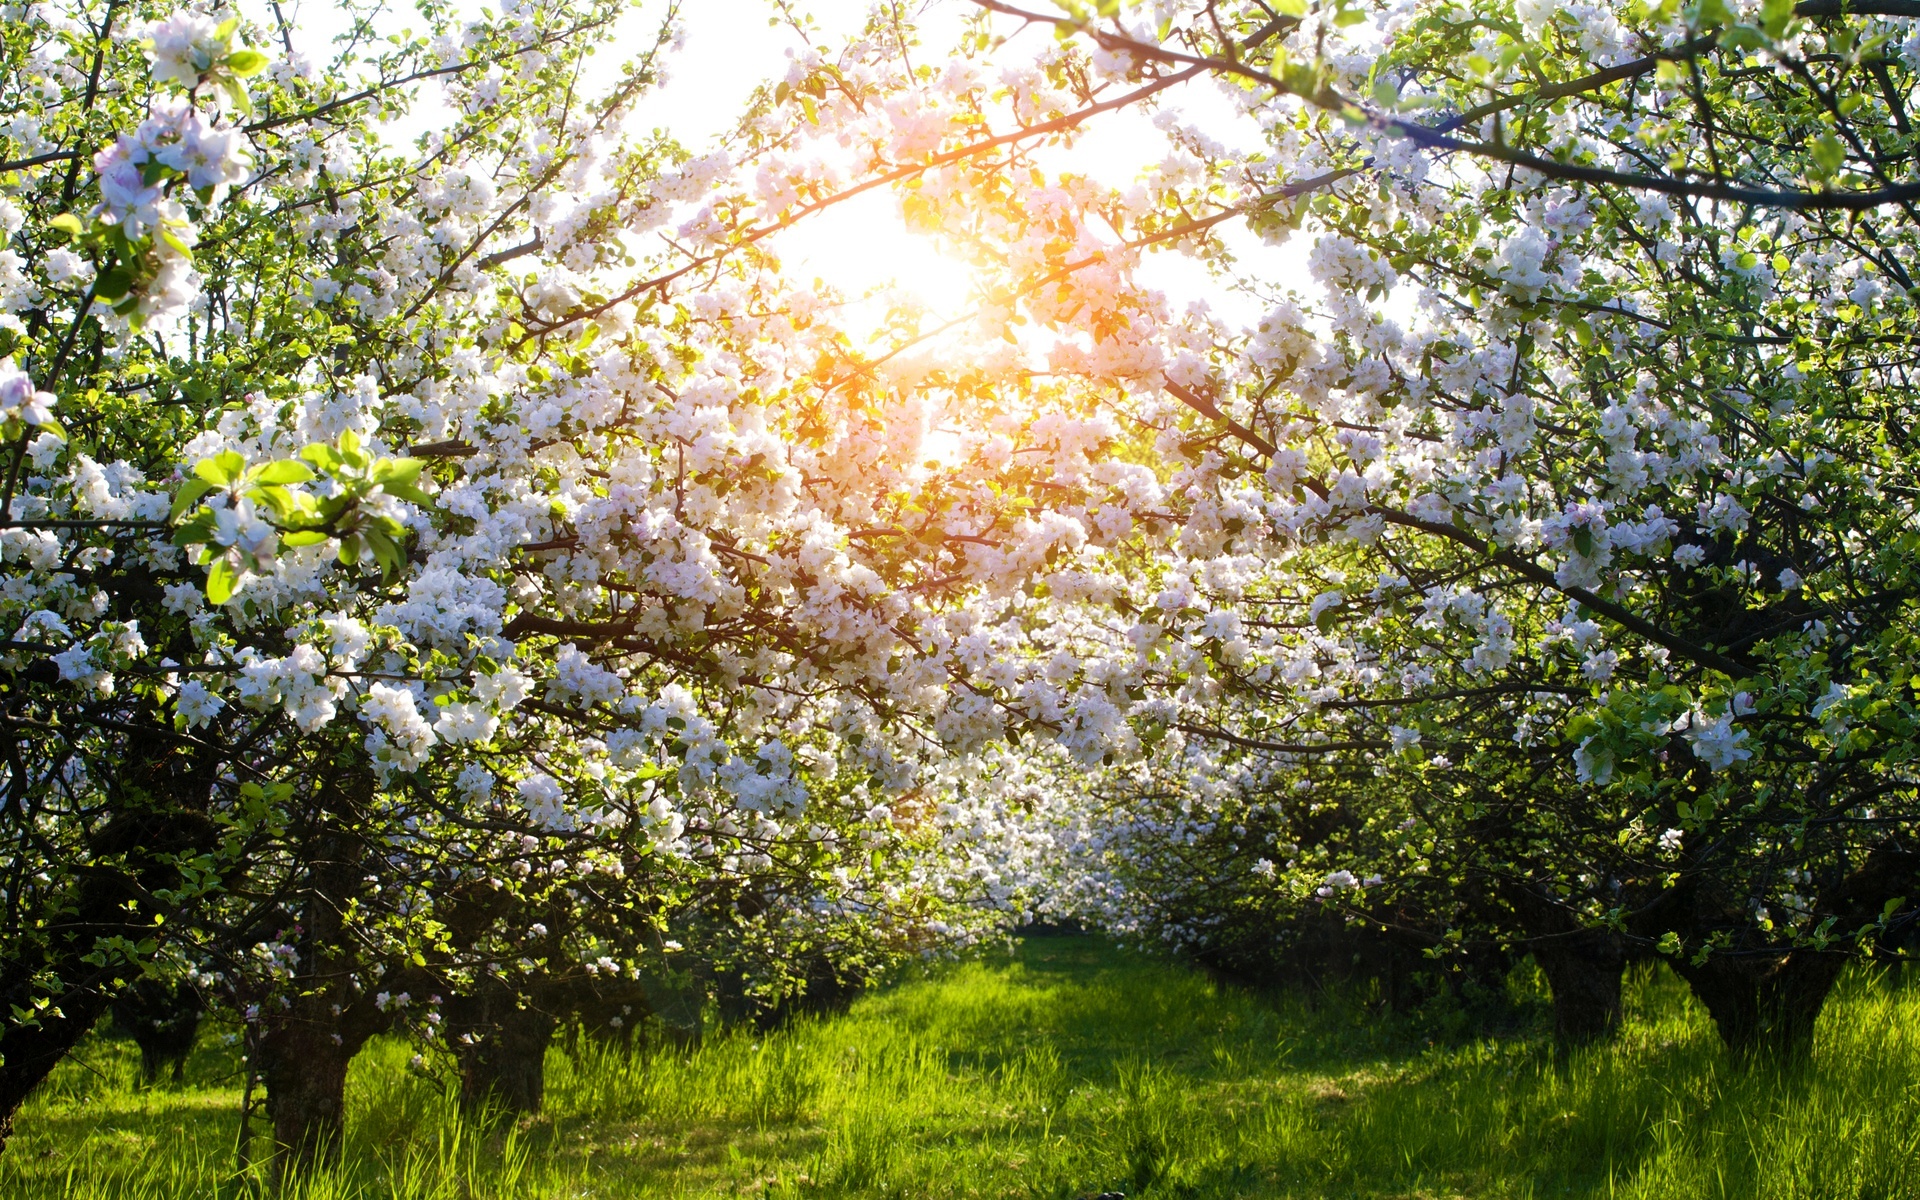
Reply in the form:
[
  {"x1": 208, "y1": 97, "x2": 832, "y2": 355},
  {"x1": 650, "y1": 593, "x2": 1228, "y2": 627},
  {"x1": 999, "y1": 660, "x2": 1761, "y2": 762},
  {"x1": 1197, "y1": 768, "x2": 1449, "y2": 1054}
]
[{"x1": 4, "y1": 937, "x2": 1919, "y2": 1197}]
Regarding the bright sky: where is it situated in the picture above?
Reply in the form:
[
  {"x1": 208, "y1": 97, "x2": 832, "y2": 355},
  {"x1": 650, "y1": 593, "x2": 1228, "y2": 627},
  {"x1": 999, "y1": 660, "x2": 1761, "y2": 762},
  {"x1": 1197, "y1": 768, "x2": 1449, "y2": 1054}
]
[
  {"x1": 623, "y1": 1, "x2": 1309, "y2": 337},
  {"x1": 281, "y1": 0, "x2": 1315, "y2": 339}
]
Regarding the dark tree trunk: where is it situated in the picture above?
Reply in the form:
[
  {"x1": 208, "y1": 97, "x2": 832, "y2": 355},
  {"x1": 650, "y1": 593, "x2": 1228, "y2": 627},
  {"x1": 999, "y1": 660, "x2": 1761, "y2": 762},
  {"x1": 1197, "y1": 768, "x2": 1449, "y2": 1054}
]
[
  {"x1": 0, "y1": 719, "x2": 221, "y2": 1148},
  {"x1": 571, "y1": 978, "x2": 660, "y2": 1051},
  {"x1": 254, "y1": 969, "x2": 416, "y2": 1175},
  {"x1": 254, "y1": 766, "x2": 412, "y2": 1178},
  {"x1": 1672, "y1": 950, "x2": 1846, "y2": 1064},
  {"x1": 1532, "y1": 929, "x2": 1629, "y2": 1050},
  {"x1": 0, "y1": 992, "x2": 113, "y2": 1153},
  {"x1": 1666, "y1": 843, "x2": 1920, "y2": 1065},
  {"x1": 112, "y1": 980, "x2": 203, "y2": 1083},
  {"x1": 431, "y1": 888, "x2": 562, "y2": 1116},
  {"x1": 1506, "y1": 882, "x2": 1631, "y2": 1052},
  {"x1": 754, "y1": 954, "x2": 872, "y2": 1031},
  {"x1": 258, "y1": 1014, "x2": 356, "y2": 1168},
  {"x1": 451, "y1": 986, "x2": 556, "y2": 1116}
]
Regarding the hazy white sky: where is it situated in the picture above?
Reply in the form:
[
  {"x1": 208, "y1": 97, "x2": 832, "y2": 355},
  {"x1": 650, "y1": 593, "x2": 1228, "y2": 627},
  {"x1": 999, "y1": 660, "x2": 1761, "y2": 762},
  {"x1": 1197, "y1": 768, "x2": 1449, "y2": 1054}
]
[
  {"x1": 282, "y1": 0, "x2": 1310, "y2": 334},
  {"x1": 631, "y1": 0, "x2": 955, "y2": 146},
  {"x1": 622, "y1": 0, "x2": 1302, "y2": 332}
]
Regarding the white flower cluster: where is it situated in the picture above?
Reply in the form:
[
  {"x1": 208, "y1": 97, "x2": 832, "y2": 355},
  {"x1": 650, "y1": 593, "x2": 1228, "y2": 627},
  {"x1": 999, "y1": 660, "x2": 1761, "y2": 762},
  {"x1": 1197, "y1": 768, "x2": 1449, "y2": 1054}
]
[
  {"x1": 362, "y1": 683, "x2": 438, "y2": 776},
  {"x1": 233, "y1": 646, "x2": 342, "y2": 732}
]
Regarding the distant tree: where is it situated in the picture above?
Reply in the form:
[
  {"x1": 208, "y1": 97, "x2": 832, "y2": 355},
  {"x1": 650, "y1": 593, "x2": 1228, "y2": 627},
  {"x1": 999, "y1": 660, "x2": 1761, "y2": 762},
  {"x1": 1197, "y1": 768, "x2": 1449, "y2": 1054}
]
[{"x1": 945, "y1": 0, "x2": 1920, "y2": 1062}]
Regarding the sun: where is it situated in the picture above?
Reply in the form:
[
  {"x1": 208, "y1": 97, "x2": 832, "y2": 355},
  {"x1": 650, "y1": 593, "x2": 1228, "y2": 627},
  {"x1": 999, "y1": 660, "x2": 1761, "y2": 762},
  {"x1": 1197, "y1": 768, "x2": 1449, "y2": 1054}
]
[{"x1": 772, "y1": 189, "x2": 980, "y2": 348}]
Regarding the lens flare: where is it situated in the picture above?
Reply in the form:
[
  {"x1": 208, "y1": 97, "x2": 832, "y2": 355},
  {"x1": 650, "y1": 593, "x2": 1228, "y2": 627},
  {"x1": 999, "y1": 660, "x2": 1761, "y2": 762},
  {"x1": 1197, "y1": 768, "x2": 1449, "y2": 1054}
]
[{"x1": 773, "y1": 190, "x2": 978, "y2": 346}]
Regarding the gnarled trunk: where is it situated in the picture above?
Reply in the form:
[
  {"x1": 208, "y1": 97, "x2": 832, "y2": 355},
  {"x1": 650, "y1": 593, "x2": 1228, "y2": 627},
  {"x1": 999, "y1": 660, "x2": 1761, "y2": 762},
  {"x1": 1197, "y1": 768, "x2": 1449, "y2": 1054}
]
[
  {"x1": 1532, "y1": 929, "x2": 1629, "y2": 1051},
  {"x1": 1672, "y1": 949, "x2": 1845, "y2": 1064},
  {"x1": 0, "y1": 722, "x2": 222, "y2": 1150},
  {"x1": 255, "y1": 766, "x2": 412, "y2": 1177},
  {"x1": 0, "y1": 993, "x2": 112, "y2": 1154},
  {"x1": 112, "y1": 979, "x2": 203, "y2": 1083},
  {"x1": 1507, "y1": 882, "x2": 1631, "y2": 1052},
  {"x1": 1667, "y1": 843, "x2": 1919, "y2": 1065},
  {"x1": 449, "y1": 982, "x2": 556, "y2": 1116}
]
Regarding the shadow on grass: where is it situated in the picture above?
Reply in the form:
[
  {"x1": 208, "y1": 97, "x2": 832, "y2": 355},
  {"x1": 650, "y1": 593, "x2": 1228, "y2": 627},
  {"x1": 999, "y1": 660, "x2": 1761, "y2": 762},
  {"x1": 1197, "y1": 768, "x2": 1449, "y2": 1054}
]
[{"x1": 6, "y1": 941, "x2": 1920, "y2": 1198}]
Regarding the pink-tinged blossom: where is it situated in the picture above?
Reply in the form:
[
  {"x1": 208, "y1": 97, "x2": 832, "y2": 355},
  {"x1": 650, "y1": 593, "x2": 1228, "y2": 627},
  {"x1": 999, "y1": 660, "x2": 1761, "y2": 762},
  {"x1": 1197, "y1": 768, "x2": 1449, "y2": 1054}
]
[
  {"x1": 144, "y1": 12, "x2": 225, "y2": 89},
  {"x1": 93, "y1": 139, "x2": 167, "y2": 238},
  {"x1": 0, "y1": 360, "x2": 57, "y2": 428}
]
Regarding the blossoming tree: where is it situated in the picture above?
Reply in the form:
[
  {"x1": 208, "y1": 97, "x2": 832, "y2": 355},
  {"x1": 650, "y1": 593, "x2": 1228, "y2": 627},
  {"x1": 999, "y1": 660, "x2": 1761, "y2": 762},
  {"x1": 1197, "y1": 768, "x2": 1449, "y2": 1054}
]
[
  {"x1": 0, "y1": 0, "x2": 1243, "y2": 1168},
  {"x1": 953, "y1": 0, "x2": 1920, "y2": 1061},
  {"x1": 9, "y1": 0, "x2": 1920, "y2": 1172}
]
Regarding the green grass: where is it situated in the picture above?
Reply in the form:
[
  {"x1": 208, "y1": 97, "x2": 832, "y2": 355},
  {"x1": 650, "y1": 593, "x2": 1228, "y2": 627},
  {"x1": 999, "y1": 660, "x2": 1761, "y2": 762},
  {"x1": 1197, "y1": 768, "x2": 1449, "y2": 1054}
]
[{"x1": 5, "y1": 937, "x2": 1920, "y2": 1198}]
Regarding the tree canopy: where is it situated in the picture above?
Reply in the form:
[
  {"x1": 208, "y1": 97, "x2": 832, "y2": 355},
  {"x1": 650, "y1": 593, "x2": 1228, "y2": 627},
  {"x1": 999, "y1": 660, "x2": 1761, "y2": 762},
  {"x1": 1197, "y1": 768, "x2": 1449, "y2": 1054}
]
[{"x1": 4, "y1": 0, "x2": 1920, "y2": 1170}]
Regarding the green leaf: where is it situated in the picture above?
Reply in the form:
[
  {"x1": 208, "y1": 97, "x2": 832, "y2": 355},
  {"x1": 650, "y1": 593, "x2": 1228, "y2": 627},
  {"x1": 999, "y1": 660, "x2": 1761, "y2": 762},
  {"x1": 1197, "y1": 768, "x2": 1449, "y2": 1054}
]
[
  {"x1": 371, "y1": 457, "x2": 425, "y2": 486},
  {"x1": 169, "y1": 479, "x2": 214, "y2": 522},
  {"x1": 1811, "y1": 133, "x2": 1846, "y2": 177},
  {"x1": 281, "y1": 529, "x2": 329, "y2": 547},
  {"x1": 171, "y1": 509, "x2": 218, "y2": 548},
  {"x1": 206, "y1": 558, "x2": 238, "y2": 605},
  {"x1": 95, "y1": 266, "x2": 135, "y2": 302},
  {"x1": 253, "y1": 459, "x2": 315, "y2": 485},
  {"x1": 1689, "y1": 0, "x2": 1735, "y2": 26},
  {"x1": 48, "y1": 214, "x2": 84, "y2": 239},
  {"x1": 1573, "y1": 526, "x2": 1595, "y2": 557},
  {"x1": 1270, "y1": 0, "x2": 1307, "y2": 13},
  {"x1": 380, "y1": 481, "x2": 437, "y2": 508},
  {"x1": 248, "y1": 484, "x2": 298, "y2": 520},
  {"x1": 300, "y1": 443, "x2": 340, "y2": 471},
  {"x1": 158, "y1": 227, "x2": 194, "y2": 262},
  {"x1": 194, "y1": 451, "x2": 245, "y2": 488},
  {"x1": 227, "y1": 49, "x2": 268, "y2": 77},
  {"x1": 220, "y1": 76, "x2": 253, "y2": 115},
  {"x1": 366, "y1": 529, "x2": 404, "y2": 579}
]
